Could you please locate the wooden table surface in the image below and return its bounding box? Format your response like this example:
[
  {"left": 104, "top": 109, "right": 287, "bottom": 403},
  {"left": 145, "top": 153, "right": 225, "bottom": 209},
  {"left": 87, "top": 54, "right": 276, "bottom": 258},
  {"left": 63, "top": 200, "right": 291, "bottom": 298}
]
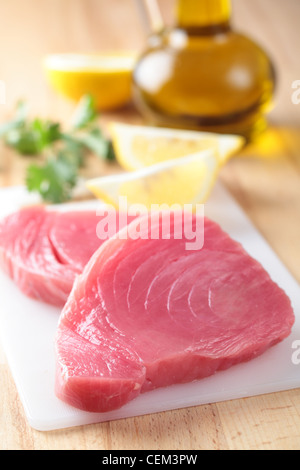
[{"left": 0, "top": 0, "right": 299, "bottom": 451}]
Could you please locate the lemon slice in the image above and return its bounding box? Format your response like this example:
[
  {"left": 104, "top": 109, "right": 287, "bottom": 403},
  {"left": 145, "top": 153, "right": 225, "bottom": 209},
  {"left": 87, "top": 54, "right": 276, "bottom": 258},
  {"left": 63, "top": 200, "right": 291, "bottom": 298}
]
[
  {"left": 87, "top": 149, "right": 219, "bottom": 211},
  {"left": 109, "top": 122, "right": 245, "bottom": 170},
  {"left": 44, "top": 53, "right": 136, "bottom": 111}
]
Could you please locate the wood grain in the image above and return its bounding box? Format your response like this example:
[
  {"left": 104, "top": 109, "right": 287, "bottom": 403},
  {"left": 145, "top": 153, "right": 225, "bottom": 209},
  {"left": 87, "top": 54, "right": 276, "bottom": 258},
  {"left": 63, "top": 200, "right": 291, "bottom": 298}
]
[{"left": 0, "top": 0, "right": 299, "bottom": 450}]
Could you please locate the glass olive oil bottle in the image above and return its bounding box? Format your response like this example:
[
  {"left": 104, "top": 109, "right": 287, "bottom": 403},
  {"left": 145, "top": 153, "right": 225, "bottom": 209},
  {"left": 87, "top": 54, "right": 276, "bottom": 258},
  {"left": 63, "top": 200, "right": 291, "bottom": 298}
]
[{"left": 133, "top": 0, "right": 276, "bottom": 141}]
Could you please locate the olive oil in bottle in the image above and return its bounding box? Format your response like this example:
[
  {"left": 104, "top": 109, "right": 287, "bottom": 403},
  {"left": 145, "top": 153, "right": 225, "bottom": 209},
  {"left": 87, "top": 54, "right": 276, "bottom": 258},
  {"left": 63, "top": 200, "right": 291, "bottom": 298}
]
[{"left": 133, "top": 0, "right": 276, "bottom": 141}]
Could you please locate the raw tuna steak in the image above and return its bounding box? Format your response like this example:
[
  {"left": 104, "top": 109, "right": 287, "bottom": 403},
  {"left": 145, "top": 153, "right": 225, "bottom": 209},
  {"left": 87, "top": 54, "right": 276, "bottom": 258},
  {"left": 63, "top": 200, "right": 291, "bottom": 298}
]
[
  {"left": 55, "top": 212, "right": 295, "bottom": 413},
  {"left": 0, "top": 207, "right": 133, "bottom": 306}
]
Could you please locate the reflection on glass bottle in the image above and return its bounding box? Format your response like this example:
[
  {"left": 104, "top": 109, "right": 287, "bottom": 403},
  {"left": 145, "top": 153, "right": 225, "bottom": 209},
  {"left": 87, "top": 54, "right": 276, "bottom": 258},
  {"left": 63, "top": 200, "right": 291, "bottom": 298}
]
[{"left": 133, "top": 0, "right": 276, "bottom": 141}]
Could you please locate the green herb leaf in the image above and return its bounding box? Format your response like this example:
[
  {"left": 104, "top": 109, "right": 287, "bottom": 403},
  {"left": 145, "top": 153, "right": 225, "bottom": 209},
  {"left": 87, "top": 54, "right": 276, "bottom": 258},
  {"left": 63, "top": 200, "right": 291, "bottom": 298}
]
[
  {"left": 26, "top": 155, "right": 78, "bottom": 204},
  {"left": 5, "top": 127, "right": 44, "bottom": 155},
  {"left": 31, "top": 119, "right": 62, "bottom": 147},
  {"left": 71, "top": 94, "right": 97, "bottom": 130},
  {"left": 0, "top": 100, "right": 28, "bottom": 137},
  {"left": 76, "top": 129, "right": 108, "bottom": 158},
  {"left": 60, "top": 133, "right": 88, "bottom": 167},
  {"left": 5, "top": 121, "right": 61, "bottom": 156},
  {"left": 3, "top": 108, "right": 61, "bottom": 156},
  {"left": 1, "top": 94, "right": 114, "bottom": 203},
  {"left": 75, "top": 127, "right": 116, "bottom": 161}
]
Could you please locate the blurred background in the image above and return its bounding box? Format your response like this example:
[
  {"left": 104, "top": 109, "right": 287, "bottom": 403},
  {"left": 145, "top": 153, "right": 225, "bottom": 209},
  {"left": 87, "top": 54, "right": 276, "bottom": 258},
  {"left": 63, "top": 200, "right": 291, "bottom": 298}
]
[
  {"left": 0, "top": 0, "right": 299, "bottom": 450},
  {"left": 0, "top": 0, "right": 299, "bottom": 126},
  {"left": 0, "top": 0, "right": 299, "bottom": 192}
]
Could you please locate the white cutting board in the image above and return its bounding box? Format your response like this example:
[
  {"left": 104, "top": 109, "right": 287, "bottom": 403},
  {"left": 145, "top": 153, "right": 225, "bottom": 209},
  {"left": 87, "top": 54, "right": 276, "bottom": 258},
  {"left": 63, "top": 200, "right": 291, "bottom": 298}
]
[{"left": 0, "top": 183, "right": 299, "bottom": 432}]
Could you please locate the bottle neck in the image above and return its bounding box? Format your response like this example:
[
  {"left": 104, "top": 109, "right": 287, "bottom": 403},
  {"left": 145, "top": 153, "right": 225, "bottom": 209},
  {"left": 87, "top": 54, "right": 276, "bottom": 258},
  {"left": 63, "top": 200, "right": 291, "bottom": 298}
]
[{"left": 176, "top": 0, "right": 231, "bottom": 32}]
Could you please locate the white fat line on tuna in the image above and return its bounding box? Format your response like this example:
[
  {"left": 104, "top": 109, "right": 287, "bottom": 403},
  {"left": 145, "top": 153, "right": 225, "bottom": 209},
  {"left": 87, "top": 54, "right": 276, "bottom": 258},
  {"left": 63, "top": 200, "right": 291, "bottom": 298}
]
[
  {"left": 292, "top": 340, "right": 300, "bottom": 365},
  {"left": 96, "top": 197, "right": 205, "bottom": 251}
]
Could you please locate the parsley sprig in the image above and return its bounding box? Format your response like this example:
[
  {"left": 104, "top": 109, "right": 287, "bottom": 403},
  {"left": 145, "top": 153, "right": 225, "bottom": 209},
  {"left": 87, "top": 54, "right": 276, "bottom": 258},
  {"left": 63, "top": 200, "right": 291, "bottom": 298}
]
[{"left": 0, "top": 95, "right": 115, "bottom": 203}]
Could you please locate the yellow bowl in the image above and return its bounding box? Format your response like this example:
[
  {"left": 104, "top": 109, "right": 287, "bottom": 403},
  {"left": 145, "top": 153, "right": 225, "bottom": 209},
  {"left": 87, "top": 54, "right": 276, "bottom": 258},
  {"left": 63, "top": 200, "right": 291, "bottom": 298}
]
[{"left": 44, "top": 53, "right": 137, "bottom": 111}]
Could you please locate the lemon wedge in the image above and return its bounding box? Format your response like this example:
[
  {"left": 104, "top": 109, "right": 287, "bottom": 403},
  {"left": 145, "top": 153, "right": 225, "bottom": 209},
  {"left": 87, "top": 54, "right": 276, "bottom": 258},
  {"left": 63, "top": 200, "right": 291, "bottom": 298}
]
[
  {"left": 44, "top": 53, "right": 136, "bottom": 111},
  {"left": 87, "top": 149, "right": 219, "bottom": 211},
  {"left": 109, "top": 122, "right": 245, "bottom": 171}
]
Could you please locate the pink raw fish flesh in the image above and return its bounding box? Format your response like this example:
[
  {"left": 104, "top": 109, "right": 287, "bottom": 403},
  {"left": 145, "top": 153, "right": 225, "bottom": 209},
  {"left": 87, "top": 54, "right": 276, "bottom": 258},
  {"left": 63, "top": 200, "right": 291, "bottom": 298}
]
[
  {"left": 0, "top": 207, "right": 134, "bottom": 306},
  {"left": 55, "top": 212, "right": 295, "bottom": 413}
]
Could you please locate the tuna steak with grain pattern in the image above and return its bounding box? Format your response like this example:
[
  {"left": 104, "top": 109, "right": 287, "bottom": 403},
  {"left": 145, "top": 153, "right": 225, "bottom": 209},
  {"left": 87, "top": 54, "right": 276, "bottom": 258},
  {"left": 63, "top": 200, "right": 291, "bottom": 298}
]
[
  {"left": 0, "top": 207, "right": 133, "bottom": 306},
  {"left": 55, "top": 212, "right": 295, "bottom": 413}
]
